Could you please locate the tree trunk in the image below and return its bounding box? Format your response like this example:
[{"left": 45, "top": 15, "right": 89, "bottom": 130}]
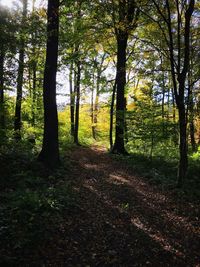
[
  {"left": 69, "top": 62, "right": 75, "bottom": 137},
  {"left": 167, "top": 79, "right": 170, "bottom": 121},
  {"left": 190, "top": 116, "right": 196, "bottom": 152},
  {"left": 161, "top": 70, "right": 165, "bottom": 135},
  {"left": 30, "top": 0, "right": 37, "bottom": 127},
  {"left": 91, "top": 75, "right": 95, "bottom": 139},
  {"left": 109, "top": 79, "right": 116, "bottom": 150},
  {"left": 112, "top": 34, "right": 128, "bottom": 154},
  {"left": 177, "top": 102, "right": 188, "bottom": 187},
  {"left": 176, "top": 0, "right": 194, "bottom": 185},
  {"left": 14, "top": 45, "right": 25, "bottom": 139},
  {"left": 188, "top": 87, "right": 196, "bottom": 152},
  {"left": 172, "top": 89, "right": 176, "bottom": 123},
  {"left": 38, "top": 0, "right": 60, "bottom": 167},
  {"left": 93, "top": 71, "right": 100, "bottom": 140},
  {"left": 124, "top": 97, "right": 128, "bottom": 144},
  {"left": 14, "top": 0, "right": 27, "bottom": 140},
  {"left": 31, "top": 60, "right": 37, "bottom": 126},
  {"left": 74, "top": 61, "right": 81, "bottom": 145},
  {"left": 0, "top": 49, "right": 5, "bottom": 129},
  {"left": 187, "top": 62, "right": 196, "bottom": 152}
]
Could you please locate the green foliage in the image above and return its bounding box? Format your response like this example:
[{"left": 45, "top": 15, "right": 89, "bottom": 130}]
[
  {"left": 126, "top": 84, "right": 179, "bottom": 158},
  {"left": 0, "top": 140, "right": 77, "bottom": 265},
  {"left": 112, "top": 147, "right": 200, "bottom": 201},
  {"left": 190, "top": 146, "right": 200, "bottom": 162},
  {"left": 59, "top": 104, "right": 110, "bottom": 147}
]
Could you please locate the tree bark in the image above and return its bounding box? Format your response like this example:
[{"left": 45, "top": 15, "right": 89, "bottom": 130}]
[
  {"left": 176, "top": 0, "right": 194, "bottom": 185},
  {"left": 91, "top": 73, "right": 95, "bottom": 139},
  {"left": 112, "top": 33, "right": 128, "bottom": 154},
  {"left": 188, "top": 84, "right": 196, "bottom": 152},
  {"left": 161, "top": 58, "right": 165, "bottom": 135},
  {"left": 189, "top": 114, "right": 196, "bottom": 152},
  {"left": 111, "top": 0, "right": 138, "bottom": 154},
  {"left": 124, "top": 97, "right": 128, "bottom": 144},
  {"left": 164, "top": 0, "right": 195, "bottom": 186},
  {"left": 177, "top": 101, "right": 188, "bottom": 187},
  {"left": 93, "top": 71, "right": 100, "bottom": 140},
  {"left": 74, "top": 60, "right": 81, "bottom": 145},
  {"left": 31, "top": 60, "right": 37, "bottom": 126},
  {"left": 109, "top": 79, "right": 116, "bottom": 150},
  {"left": 38, "top": 0, "right": 60, "bottom": 167},
  {"left": 69, "top": 62, "right": 75, "bottom": 137}
]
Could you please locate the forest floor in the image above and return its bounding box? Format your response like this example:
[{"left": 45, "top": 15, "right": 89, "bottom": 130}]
[
  {"left": 1, "top": 145, "right": 200, "bottom": 266},
  {"left": 44, "top": 145, "right": 200, "bottom": 266}
]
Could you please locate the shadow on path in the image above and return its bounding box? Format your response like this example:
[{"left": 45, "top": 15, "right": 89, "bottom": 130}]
[{"left": 46, "top": 146, "right": 200, "bottom": 266}]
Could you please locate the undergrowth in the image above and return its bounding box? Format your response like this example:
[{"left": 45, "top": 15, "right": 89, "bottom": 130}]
[
  {"left": 112, "top": 149, "right": 200, "bottom": 203},
  {"left": 0, "top": 140, "right": 77, "bottom": 266}
]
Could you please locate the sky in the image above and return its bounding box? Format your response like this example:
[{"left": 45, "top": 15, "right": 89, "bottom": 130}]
[
  {"left": 0, "top": 0, "right": 14, "bottom": 8},
  {"left": 0, "top": 0, "right": 46, "bottom": 9},
  {"left": 0, "top": 0, "right": 111, "bottom": 106}
]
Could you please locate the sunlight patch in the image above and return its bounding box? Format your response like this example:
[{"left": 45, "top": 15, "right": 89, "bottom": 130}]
[
  {"left": 131, "top": 217, "right": 185, "bottom": 258},
  {"left": 84, "top": 163, "right": 99, "bottom": 170},
  {"left": 109, "top": 174, "right": 131, "bottom": 185}
]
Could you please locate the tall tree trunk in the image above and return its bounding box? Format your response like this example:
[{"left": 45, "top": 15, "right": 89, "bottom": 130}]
[
  {"left": 112, "top": 34, "right": 128, "bottom": 154},
  {"left": 172, "top": 89, "right": 176, "bottom": 123},
  {"left": 93, "top": 71, "right": 100, "bottom": 140},
  {"left": 0, "top": 49, "right": 5, "bottom": 129},
  {"left": 167, "top": 79, "right": 170, "bottom": 121},
  {"left": 161, "top": 69, "right": 165, "bottom": 135},
  {"left": 14, "top": 46, "right": 25, "bottom": 139},
  {"left": 74, "top": 61, "right": 81, "bottom": 145},
  {"left": 30, "top": 0, "right": 37, "bottom": 127},
  {"left": 177, "top": 100, "right": 188, "bottom": 187},
  {"left": 31, "top": 61, "right": 37, "bottom": 126},
  {"left": 110, "top": 0, "right": 138, "bottom": 153},
  {"left": 109, "top": 79, "right": 116, "bottom": 150},
  {"left": 161, "top": 56, "right": 165, "bottom": 120},
  {"left": 188, "top": 84, "right": 196, "bottom": 152},
  {"left": 38, "top": 0, "right": 60, "bottom": 167},
  {"left": 188, "top": 46, "right": 196, "bottom": 152},
  {"left": 14, "top": 0, "right": 27, "bottom": 139},
  {"left": 189, "top": 113, "right": 196, "bottom": 152},
  {"left": 91, "top": 74, "right": 95, "bottom": 139},
  {"left": 158, "top": 0, "right": 195, "bottom": 186},
  {"left": 176, "top": 0, "right": 194, "bottom": 185},
  {"left": 69, "top": 62, "right": 75, "bottom": 137},
  {"left": 124, "top": 97, "right": 128, "bottom": 144}
]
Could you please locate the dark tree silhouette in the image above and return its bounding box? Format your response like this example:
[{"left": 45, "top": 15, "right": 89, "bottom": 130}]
[
  {"left": 38, "top": 0, "right": 60, "bottom": 167},
  {"left": 112, "top": 0, "right": 139, "bottom": 154}
]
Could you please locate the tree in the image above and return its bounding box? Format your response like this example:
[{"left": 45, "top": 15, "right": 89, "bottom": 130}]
[
  {"left": 74, "top": 54, "right": 81, "bottom": 145},
  {"left": 69, "top": 62, "right": 75, "bottom": 137},
  {"left": 14, "top": 0, "right": 28, "bottom": 139},
  {"left": 60, "top": 0, "right": 87, "bottom": 145},
  {"left": 27, "top": 2, "right": 46, "bottom": 127},
  {"left": 38, "top": 0, "right": 60, "bottom": 167},
  {"left": 111, "top": 0, "right": 139, "bottom": 154},
  {"left": 142, "top": 0, "right": 195, "bottom": 185}
]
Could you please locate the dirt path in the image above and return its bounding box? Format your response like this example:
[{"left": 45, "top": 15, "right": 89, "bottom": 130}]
[{"left": 46, "top": 146, "right": 200, "bottom": 266}]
